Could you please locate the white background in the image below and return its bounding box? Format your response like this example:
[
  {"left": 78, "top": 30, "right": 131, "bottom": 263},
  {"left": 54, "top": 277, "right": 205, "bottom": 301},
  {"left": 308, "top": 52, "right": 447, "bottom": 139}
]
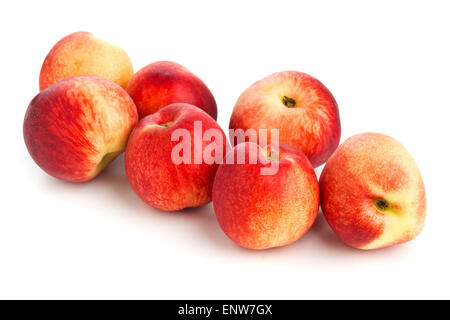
[{"left": 1, "top": 0, "right": 449, "bottom": 299}]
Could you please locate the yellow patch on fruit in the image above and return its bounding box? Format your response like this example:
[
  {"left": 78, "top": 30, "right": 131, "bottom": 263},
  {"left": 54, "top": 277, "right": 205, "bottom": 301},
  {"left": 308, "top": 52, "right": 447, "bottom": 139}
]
[{"left": 361, "top": 172, "right": 425, "bottom": 250}]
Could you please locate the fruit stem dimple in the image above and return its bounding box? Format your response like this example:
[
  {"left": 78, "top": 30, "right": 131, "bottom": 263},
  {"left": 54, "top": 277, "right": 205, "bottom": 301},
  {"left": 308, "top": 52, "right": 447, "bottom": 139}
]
[
  {"left": 282, "top": 96, "right": 296, "bottom": 108},
  {"left": 161, "top": 121, "right": 174, "bottom": 127},
  {"left": 96, "top": 151, "right": 120, "bottom": 172},
  {"left": 267, "top": 150, "right": 275, "bottom": 161},
  {"left": 374, "top": 199, "right": 390, "bottom": 211}
]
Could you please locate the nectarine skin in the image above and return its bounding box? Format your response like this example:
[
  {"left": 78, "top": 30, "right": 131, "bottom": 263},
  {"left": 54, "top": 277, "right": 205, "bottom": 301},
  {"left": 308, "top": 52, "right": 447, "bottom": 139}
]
[
  {"left": 24, "top": 76, "right": 138, "bottom": 182},
  {"left": 319, "top": 133, "right": 426, "bottom": 250},
  {"left": 212, "top": 142, "right": 320, "bottom": 250},
  {"left": 126, "top": 61, "right": 218, "bottom": 120},
  {"left": 125, "top": 103, "right": 226, "bottom": 211},
  {"left": 39, "top": 32, "right": 133, "bottom": 90},
  {"left": 229, "top": 71, "right": 340, "bottom": 167}
]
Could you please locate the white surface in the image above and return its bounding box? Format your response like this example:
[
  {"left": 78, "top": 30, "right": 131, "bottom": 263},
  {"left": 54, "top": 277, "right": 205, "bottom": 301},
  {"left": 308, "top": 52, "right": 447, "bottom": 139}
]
[{"left": 1, "top": 0, "right": 449, "bottom": 299}]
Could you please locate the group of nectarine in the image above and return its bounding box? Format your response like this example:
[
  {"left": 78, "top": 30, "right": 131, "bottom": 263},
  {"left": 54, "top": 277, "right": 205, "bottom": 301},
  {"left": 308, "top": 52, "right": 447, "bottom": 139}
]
[{"left": 23, "top": 32, "right": 426, "bottom": 251}]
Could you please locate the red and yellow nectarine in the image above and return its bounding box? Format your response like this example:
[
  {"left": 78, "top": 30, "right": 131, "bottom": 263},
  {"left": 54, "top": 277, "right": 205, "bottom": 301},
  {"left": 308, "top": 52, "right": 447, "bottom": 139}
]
[
  {"left": 125, "top": 103, "right": 226, "bottom": 211},
  {"left": 24, "top": 76, "right": 138, "bottom": 182},
  {"left": 319, "top": 133, "right": 426, "bottom": 250},
  {"left": 126, "top": 61, "right": 218, "bottom": 119},
  {"left": 212, "top": 142, "right": 320, "bottom": 250},
  {"left": 229, "top": 71, "right": 340, "bottom": 167},
  {"left": 39, "top": 31, "right": 133, "bottom": 90}
]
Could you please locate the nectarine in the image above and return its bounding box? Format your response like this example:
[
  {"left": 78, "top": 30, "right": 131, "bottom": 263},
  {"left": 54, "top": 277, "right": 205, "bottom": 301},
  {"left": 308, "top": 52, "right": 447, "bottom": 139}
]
[
  {"left": 39, "top": 31, "right": 133, "bottom": 90},
  {"left": 319, "top": 133, "right": 426, "bottom": 249},
  {"left": 212, "top": 142, "right": 320, "bottom": 249},
  {"left": 125, "top": 103, "right": 226, "bottom": 211},
  {"left": 229, "top": 71, "right": 340, "bottom": 167},
  {"left": 126, "top": 61, "right": 218, "bottom": 119},
  {"left": 24, "top": 76, "right": 138, "bottom": 182}
]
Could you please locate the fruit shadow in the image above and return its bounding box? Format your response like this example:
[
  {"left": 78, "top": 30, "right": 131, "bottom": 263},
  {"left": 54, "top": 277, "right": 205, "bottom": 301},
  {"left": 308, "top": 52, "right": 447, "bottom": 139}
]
[
  {"left": 92, "top": 154, "right": 235, "bottom": 250},
  {"left": 44, "top": 155, "right": 413, "bottom": 261},
  {"left": 307, "top": 209, "right": 415, "bottom": 260},
  {"left": 308, "top": 210, "right": 350, "bottom": 251},
  {"left": 98, "top": 158, "right": 410, "bottom": 258}
]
